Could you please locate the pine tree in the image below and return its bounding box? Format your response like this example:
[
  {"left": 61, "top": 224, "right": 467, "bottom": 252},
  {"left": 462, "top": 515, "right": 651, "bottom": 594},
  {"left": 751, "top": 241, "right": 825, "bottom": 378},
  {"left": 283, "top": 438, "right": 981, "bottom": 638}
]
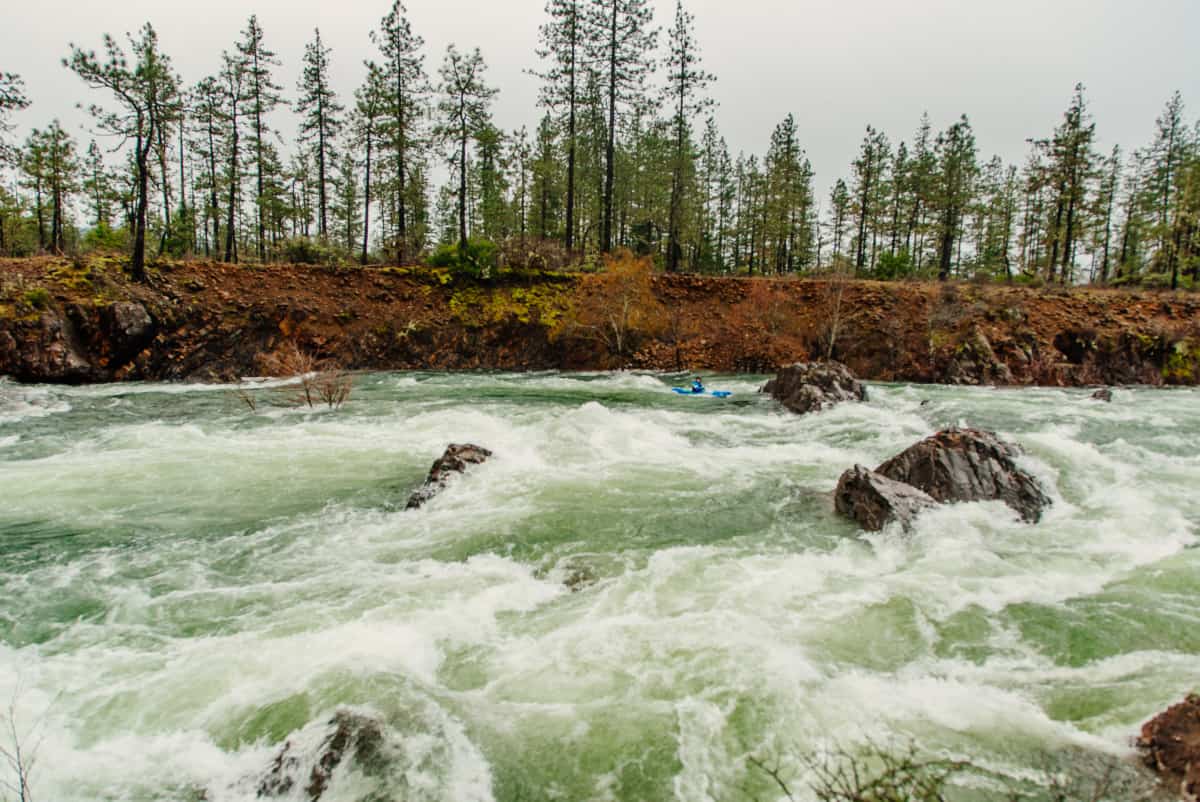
[
  {"left": 66, "top": 23, "right": 180, "bottom": 280},
  {"left": 534, "top": 0, "right": 587, "bottom": 250},
  {"left": 663, "top": 0, "right": 713, "bottom": 272},
  {"left": 353, "top": 63, "right": 387, "bottom": 264},
  {"left": 372, "top": 0, "right": 428, "bottom": 262},
  {"left": 1038, "top": 84, "right": 1096, "bottom": 283},
  {"left": 236, "top": 15, "right": 285, "bottom": 261},
  {"left": 189, "top": 76, "right": 223, "bottom": 256},
  {"left": 508, "top": 125, "right": 532, "bottom": 243},
  {"left": 588, "top": 0, "right": 657, "bottom": 252},
  {"left": 0, "top": 72, "right": 30, "bottom": 165},
  {"left": 82, "top": 140, "right": 115, "bottom": 230},
  {"left": 333, "top": 149, "right": 360, "bottom": 253},
  {"left": 530, "top": 113, "right": 561, "bottom": 239},
  {"left": 435, "top": 45, "right": 497, "bottom": 252},
  {"left": 218, "top": 50, "right": 246, "bottom": 262},
  {"left": 1145, "top": 92, "right": 1188, "bottom": 287},
  {"left": 828, "top": 178, "right": 850, "bottom": 262},
  {"left": 1093, "top": 145, "right": 1121, "bottom": 283},
  {"left": 932, "top": 115, "right": 977, "bottom": 280},
  {"left": 851, "top": 125, "right": 888, "bottom": 273},
  {"left": 296, "top": 28, "right": 343, "bottom": 240},
  {"left": 474, "top": 122, "right": 508, "bottom": 239}
]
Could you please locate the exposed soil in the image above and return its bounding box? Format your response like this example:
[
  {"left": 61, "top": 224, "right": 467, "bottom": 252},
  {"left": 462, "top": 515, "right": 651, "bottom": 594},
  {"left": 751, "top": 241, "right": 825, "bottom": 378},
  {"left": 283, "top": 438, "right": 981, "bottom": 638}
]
[{"left": 1, "top": 255, "right": 1198, "bottom": 385}]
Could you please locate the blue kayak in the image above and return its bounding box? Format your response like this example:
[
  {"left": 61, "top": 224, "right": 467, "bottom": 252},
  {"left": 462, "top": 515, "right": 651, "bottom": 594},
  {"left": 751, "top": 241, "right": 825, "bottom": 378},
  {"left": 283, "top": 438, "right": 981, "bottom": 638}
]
[{"left": 672, "top": 388, "right": 732, "bottom": 398}]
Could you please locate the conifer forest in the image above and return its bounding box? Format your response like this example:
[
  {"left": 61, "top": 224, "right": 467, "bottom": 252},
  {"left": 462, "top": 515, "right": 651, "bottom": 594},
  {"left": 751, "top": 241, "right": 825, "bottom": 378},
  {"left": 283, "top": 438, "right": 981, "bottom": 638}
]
[{"left": 0, "top": 0, "right": 1197, "bottom": 289}]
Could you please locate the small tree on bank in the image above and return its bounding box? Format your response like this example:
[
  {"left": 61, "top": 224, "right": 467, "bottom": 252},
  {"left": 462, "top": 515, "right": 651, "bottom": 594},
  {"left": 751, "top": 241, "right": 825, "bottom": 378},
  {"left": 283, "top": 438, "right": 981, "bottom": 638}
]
[{"left": 65, "top": 23, "right": 180, "bottom": 281}]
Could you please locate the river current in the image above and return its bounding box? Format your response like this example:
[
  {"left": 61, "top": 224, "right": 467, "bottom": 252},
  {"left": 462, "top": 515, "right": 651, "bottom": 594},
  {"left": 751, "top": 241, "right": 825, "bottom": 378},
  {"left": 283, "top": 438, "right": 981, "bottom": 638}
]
[{"left": 0, "top": 372, "right": 1196, "bottom": 801}]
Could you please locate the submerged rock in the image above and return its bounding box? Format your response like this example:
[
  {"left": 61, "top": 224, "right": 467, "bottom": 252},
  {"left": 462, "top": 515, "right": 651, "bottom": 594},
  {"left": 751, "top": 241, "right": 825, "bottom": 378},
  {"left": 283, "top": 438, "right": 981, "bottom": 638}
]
[
  {"left": 406, "top": 443, "right": 493, "bottom": 509},
  {"left": 834, "top": 465, "right": 937, "bottom": 532},
  {"left": 1138, "top": 695, "right": 1200, "bottom": 802},
  {"left": 258, "top": 709, "right": 386, "bottom": 801},
  {"left": 875, "top": 427, "right": 1051, "bottom": 523},
  {"left": 761, "top": 361, "right": 866, "bottom": 415},
  {"left": 1091, "top": 387, "right": 1114, "bottom": 402}
]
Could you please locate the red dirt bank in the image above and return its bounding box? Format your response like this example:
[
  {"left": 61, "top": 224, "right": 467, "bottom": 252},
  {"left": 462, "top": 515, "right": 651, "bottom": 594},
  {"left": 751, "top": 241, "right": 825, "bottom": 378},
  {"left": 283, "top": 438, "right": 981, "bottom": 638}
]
[{"left": 1, "top": 256, "right": 1198, "bottom": 385}]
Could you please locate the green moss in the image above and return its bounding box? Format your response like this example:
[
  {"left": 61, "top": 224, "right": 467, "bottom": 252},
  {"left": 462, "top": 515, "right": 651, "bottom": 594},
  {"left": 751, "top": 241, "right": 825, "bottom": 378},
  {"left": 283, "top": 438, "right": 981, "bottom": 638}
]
[
  {"left": 23, "top": 287, "right": 51, "bottom": 310},
  {"left": 1163, "top": 339, "right": 1199, "bottom": 383},
  {"left": 448, "top": 283, "right": 570, "bottom": 329}
]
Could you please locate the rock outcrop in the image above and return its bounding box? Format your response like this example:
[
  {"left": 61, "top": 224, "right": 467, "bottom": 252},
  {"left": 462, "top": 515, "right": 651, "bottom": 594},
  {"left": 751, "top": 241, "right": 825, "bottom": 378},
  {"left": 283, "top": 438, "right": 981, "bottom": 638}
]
[
  {"left": 1138, "top": 695, "right": 1200, "bottom": 802},
  {"left": 406, "top": 443, "right": 493, "bottom": 509},
  {"left": 258, "top": 710, "right": 386, "bottom": 801},
  {"left": 761, "top": 361, "right": 866, "bottom": 415},
  {"left": 1091, "top": 387, "right": 1114, "bottom": 402},
  {"left": 873, "top": 428, "right": 1050, "bottom": 523},
  {"left": 835, "top": 427, "right": 1051, "bottom": 531},
  {"left": 834, "top": 465, "right": 937, "bottom": 532}
]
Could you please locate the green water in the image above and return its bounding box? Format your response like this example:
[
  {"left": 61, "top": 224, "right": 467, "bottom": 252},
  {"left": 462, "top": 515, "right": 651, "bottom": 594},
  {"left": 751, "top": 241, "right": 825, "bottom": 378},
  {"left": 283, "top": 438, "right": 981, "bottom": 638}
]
[{"left": 0, "top": 373, "right": 1196, "bottom": 801}]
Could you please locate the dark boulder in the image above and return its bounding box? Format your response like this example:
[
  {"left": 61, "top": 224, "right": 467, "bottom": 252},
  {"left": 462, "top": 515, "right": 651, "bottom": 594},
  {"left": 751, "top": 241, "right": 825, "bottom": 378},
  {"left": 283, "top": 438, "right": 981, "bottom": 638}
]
[
  {"left": 1091, "top": 387, "right": 1113, "bottom": 402},
  {"left": 406, "top": 443, "right": 493, "bottom": 509},
  {"left": 258, "top": 709, "right": 386, "bottom": 801},
  {"left": 761, "top": 361, "right": 866, "bottom": 415},
  {"left": 1137, "top": 695, "right": 1200, "bottom": 802},
  {"left": 834, "top": 465, "right": 937, "bottom": 532},
  {"left": 875, "top": 427, "right": 1051, "bottom": 523}
]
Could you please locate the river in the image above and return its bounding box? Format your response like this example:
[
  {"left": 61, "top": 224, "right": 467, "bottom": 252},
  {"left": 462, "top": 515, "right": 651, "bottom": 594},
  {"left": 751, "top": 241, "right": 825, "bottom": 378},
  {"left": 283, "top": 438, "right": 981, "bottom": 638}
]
[{"left": 1, "top": 372, "right": 1196, "bottom": 801}]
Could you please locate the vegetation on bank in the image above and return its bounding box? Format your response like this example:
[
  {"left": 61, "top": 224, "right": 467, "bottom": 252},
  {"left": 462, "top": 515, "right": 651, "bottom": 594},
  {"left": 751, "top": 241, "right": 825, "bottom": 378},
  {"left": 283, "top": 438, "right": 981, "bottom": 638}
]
[{"left": 1, "top": 3, "right": 1198, "bottom": 287}]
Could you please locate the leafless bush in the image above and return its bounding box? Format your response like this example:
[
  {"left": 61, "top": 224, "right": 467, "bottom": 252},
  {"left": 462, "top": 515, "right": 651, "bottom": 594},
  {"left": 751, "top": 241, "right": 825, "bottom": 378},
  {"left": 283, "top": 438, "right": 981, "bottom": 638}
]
[
  {"left": 813, "top": 260, "right": 852, "bottom": 360},
  {"left": 1, "top": 687, "right": 45, "bottom": 802},
  {"left": 263, "top": 343, "right": 354, "bottom": 410},
  {"left": 496, "top": 236, "right": 575, "bottom": 273},
  {"left": 746, "top": 741, "right": 1156, "bottom": 802}
]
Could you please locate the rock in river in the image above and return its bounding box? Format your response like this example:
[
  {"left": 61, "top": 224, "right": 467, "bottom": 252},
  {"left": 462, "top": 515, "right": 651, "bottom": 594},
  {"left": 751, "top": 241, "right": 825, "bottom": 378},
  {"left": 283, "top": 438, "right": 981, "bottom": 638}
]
[
  {"left": 834, "top": 465, "right": 938, "bottom": 532},
  {"left": 761, "top": 361, "right": 866, "bottom": 416},
  {"left": 875, "top": 427, "right": 1051, "bottom": 523},
  {"left": 406, "top": 443, "right": 493, "bottom": 509},
  {"left": 1138, "top": 695, "right": 1200, "bottom": 802},
  {"left": 258, "top": 709, "right": 386, "bottom": 801}
]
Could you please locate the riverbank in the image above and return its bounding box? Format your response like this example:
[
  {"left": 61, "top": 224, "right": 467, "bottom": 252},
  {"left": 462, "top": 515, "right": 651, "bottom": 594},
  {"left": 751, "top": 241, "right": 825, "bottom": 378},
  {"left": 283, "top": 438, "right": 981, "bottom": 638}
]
[{"left": 1, "top": 255, "right": 1197, "bottom": 385}]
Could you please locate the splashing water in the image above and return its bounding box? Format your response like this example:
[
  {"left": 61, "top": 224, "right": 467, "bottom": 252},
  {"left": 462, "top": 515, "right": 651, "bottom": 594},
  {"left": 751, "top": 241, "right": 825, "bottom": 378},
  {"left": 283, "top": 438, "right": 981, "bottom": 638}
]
[{"left": 0, "top": 373, "right": 1196, "bottom": 801}]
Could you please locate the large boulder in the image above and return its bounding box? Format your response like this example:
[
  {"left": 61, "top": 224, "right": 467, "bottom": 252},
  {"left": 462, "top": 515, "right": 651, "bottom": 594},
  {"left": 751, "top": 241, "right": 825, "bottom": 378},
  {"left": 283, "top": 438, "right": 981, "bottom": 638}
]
[
  {"left": 258, "top": 709, "right": 386, "bottom": 800},
  {"left": 875, "top": 427, "right": 1051, "bottom": 523},
  {"left": 761, "top": 361, "right": 866, "bottom": 415},
  {"left": 406, "top": 443, "right": 493, "bottom": 509},
  {"left": 1137, "top": 695, "right": 1200, "bottom": 802},
  {"left": 834, "top": 465, "right": 938, "bottom": 532}
]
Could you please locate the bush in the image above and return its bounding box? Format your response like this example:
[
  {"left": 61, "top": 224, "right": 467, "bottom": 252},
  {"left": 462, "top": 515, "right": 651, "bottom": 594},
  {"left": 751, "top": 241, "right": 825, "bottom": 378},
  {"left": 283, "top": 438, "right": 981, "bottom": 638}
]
[
  {"left": 495, "top": 237, "right": 575, "bottom": 273},
  {"left": 427, "top": 238, "right": 499, "bottom": 279},
  {"left": 280, "top": 237, "right": 342, "bottom": 267},
  {"left": 874, "top": 251, "right": 913, "bottom": 280},
  {"left": 82, "top": 222, "right": 129, "bottom": 253}
]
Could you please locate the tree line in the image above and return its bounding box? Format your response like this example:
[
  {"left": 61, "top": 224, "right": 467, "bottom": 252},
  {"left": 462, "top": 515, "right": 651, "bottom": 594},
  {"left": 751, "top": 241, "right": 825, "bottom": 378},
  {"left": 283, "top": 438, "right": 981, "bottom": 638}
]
[{"left": 0, "top": 1, "right": 1197, "bottom": 288}]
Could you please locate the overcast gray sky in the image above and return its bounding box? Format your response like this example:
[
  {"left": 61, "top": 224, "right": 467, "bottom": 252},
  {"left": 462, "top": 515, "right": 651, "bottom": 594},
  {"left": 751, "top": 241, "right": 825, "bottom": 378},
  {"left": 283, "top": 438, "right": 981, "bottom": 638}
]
[{"left": 3, "top": 0, "right": 1199, "bottom": 198}]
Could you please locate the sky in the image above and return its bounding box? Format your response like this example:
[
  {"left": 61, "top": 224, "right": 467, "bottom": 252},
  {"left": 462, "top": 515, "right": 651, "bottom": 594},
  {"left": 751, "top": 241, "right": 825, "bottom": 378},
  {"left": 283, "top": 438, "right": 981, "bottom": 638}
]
[{"left": 3, "top": 0, "right": 1199, "bottom": 201}]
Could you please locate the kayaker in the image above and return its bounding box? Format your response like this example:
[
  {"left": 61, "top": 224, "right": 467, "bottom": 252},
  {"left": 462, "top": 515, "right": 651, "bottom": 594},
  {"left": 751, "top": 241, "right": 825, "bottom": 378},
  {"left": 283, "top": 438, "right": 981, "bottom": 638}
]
[{"left": 691, "top": 377, "right": 704, "bottom": 394}]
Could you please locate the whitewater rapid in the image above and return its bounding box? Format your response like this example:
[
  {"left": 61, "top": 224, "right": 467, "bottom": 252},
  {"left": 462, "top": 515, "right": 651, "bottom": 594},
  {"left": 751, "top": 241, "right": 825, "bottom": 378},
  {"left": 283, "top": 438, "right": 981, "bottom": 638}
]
[{"left": 0, "top": 373, "right": 1196, "bottom": 801}]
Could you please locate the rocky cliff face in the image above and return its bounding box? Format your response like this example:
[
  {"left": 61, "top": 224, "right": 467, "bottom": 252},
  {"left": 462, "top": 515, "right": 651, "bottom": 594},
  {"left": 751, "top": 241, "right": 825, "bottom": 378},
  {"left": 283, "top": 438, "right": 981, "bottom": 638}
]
[{"left": 2, "top": 256, "right": 1198, "bottom": 385}]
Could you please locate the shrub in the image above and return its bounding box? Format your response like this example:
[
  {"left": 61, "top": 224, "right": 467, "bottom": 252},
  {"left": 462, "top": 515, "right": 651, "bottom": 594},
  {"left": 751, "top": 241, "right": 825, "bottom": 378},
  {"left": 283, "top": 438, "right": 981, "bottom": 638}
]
[
  {"left": 427, "top": 238, "right": 499, "bottom": 279},
  {"left": 874, "top": 251, "right": 913, "bottom": 281},
  {"left": 262, "top": 343, "right": 354, "bottom": 410},
  {"left": 551, "top": 251, "right": 665, "bottom": 358},
  {"left": 495, "top": 237, "right": 574, "bottom": 273},
  {"left": 82, "top": 222, "right": 129, "bottom": 253},
  {"left": 280, "top": 237, "right": 342, "bottom": 267}
]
